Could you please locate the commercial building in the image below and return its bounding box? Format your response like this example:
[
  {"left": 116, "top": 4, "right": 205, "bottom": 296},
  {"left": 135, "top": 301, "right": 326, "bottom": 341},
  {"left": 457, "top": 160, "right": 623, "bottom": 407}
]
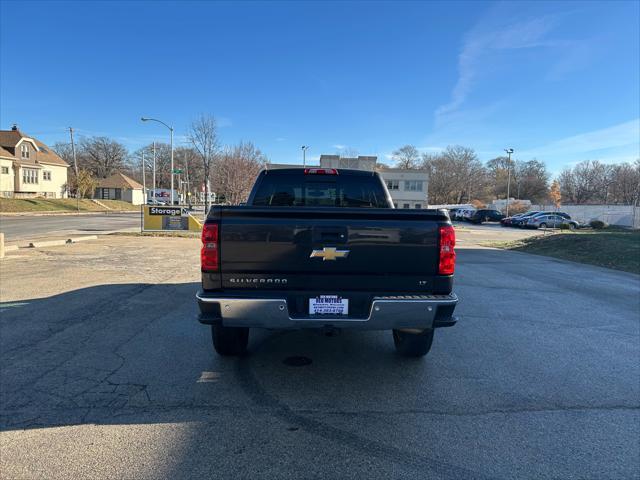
[
  {"left": 0, "top": 125, "right": 69, "bottom": 198},
  {"left": 379, "top": 168, "right": 428, "bottom": 209},
  {"left": 319, "top": 155, "right": 428, "bottom": 209}
]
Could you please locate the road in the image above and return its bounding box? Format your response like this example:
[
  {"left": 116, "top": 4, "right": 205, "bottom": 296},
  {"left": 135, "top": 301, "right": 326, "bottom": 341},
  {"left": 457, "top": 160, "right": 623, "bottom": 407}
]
[
  {"left": 1, "top": 233, "right": 638, "bottom": 479},
  {"left": 0, "top": 213, "right": 141, "bottom": 241}
]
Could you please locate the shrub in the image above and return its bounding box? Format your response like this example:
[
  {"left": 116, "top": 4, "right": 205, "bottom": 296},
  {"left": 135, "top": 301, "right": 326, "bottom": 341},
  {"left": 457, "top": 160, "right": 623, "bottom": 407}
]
[
  {"left": 589, "top": 220, "right": 607, "bottom": 229},
  {"left": 559, "top": 223, "right": 571, "bottom": 230}
]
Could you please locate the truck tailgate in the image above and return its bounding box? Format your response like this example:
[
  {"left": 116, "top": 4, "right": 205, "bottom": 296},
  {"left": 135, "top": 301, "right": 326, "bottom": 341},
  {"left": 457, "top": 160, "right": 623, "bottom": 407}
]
[{"left": 214, "top": 207, "right": 448, "bottom": 292}]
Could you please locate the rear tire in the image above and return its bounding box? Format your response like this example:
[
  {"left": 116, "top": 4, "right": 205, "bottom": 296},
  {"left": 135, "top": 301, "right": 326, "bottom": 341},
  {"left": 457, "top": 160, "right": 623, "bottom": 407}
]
[
  {"left": 539, "top": 222, "right": 547, "bottom": 229},
  {"left": 392, "top": 329, "right": 434, "bottom": 357},
  {"left": 211, "top": 325, "right": 249, "bottom": 356}
]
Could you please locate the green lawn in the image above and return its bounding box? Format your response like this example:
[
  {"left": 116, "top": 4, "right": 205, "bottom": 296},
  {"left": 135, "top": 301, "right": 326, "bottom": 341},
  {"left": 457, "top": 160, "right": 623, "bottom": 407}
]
[
  {"left": 0, "top": 198, "right": 140, "bottom": 213},
  {"left": 486, "top": 228, "right": 640, "bottom": 274}
]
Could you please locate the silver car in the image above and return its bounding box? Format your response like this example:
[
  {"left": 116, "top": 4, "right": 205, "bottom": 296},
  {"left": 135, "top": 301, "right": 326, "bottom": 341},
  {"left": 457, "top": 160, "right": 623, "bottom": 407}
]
[{"left": 526, "top": 214, "right": 577, "bottom": 229}]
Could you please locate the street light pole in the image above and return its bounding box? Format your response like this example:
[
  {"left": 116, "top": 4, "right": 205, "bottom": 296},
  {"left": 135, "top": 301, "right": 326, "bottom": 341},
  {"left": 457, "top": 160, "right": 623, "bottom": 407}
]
[
  {"left": 504, "top": 148, "right": 514, "bottom": 217},
  {"left": 170, "top": 126, "right": 174, "bottom": 203},
  {"left": 141, "top": 117, "right": 175, "bottom": 204},
  {"left": 301, "top": 145, "right": 309, "bottom": 167},
  {"left": 152, "top": 141, "right": 157, "bottom": 202},
  {"left": 68, "top": 127, "right": 79, "bottom": 211}
]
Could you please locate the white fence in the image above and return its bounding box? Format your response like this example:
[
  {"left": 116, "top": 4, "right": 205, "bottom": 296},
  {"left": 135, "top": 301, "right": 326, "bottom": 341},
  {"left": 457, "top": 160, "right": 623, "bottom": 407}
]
[{"left": 530, "top": 204, "right": 640, "bottom": 228}]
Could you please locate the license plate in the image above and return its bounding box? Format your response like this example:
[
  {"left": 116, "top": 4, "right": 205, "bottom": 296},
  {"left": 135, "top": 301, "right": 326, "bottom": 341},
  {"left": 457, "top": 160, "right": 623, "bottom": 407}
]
[{"left": 309, "top": 295, "right": 349, "bottom": 315}]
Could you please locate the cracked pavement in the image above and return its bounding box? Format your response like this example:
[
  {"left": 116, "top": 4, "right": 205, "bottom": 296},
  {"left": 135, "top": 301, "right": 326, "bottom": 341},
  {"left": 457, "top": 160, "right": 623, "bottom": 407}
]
[{"left": 1, "top": 231, "right": 639, "bottom": 479}]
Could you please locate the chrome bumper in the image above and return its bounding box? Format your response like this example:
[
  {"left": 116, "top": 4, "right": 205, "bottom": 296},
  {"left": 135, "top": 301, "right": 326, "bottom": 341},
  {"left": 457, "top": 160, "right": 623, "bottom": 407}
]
[{"left": 196, "top": 293, "right": 458, "bottom": 330}]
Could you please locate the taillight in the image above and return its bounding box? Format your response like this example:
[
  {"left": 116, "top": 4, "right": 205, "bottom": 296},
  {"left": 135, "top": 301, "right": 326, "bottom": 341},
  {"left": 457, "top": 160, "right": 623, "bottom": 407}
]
[
  {"left": 438, "top": 225, "right": 456, "bottom": 275},
  {"left": 304, "top": 168, "right": 338, "bottom": 175},
  {"left": 201, "top": 223, "right": 219, "bottom": 272}
]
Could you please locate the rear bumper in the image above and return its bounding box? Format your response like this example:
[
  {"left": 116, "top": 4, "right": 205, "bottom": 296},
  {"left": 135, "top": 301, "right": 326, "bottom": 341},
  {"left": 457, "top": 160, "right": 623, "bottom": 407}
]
[{"left": 196, "top": 291, "right": 458, "bottom": 330}]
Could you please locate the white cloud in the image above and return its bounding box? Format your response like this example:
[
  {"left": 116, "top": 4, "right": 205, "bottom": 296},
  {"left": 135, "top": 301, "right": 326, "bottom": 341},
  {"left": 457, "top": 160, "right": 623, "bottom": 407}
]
[
  {"left": 333, "top": 144, "right": 346, "bottom": 150},
  {"left": 436, "top": 13, "right": 558, "bottom": 125},
  {"left": 521, "top": 119, "right": 640, "bottom": 159},
  {"left": 275, "top": 137, "right": 286, "bottom": 142}
]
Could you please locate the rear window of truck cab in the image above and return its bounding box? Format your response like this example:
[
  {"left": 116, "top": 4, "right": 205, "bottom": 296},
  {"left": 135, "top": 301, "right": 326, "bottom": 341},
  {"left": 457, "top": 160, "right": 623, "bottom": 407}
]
[{"left": 251, "top": 172, "right": 390, "bottom": 208}]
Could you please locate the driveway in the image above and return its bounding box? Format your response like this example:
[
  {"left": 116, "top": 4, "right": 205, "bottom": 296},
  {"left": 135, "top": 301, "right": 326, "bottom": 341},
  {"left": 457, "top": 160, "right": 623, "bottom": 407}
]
[{"left": 1, "top": 235, "right": 638, "bottom": 479}]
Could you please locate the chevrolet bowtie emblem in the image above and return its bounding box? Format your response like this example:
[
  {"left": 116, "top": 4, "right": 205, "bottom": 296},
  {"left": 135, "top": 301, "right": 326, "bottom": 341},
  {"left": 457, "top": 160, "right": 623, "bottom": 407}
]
[{"left": 310, "top": 247, "right": 350, "bottom": 261}]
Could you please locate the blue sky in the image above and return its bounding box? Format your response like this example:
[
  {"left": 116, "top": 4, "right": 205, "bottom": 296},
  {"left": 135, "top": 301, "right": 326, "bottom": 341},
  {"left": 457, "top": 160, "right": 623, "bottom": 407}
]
[{"left": 1, "top": 0, "right": 638, "bottom": 174}]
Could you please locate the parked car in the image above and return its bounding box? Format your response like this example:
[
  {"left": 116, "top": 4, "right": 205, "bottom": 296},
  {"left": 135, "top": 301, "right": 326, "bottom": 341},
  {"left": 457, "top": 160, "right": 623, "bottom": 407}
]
[
  {"left": 448, "top": 208, "right": 460, "bottom": 220},
  {"left": 510, "top": 211, "right": 542, "bottom": 227},
  {"left": 196, "top": 167, "right": 458, "bottom": 358},
  {"left": 468, "top": 209, "right": 505, "bottom": 224},
  {"left": 458, "top": 208, "right": 476, "bottom": 221},
  {"left": 452, "top": 208, "right": 470, "bottom": 221},
  {"left": 521, "top": 211, "right": 571, "bottom": 228},
  {"left": 501, "top": 213, "right": 525, "bottom": 227},
  {"left": 525, "top": 214, "right": 578, "bottom": 229}
]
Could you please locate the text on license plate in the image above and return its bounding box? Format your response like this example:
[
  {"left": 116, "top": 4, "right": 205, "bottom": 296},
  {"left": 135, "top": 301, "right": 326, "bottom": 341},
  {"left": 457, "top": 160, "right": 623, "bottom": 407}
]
[{"left": 309, "top": 295, "right": 349, "bottom": 315}]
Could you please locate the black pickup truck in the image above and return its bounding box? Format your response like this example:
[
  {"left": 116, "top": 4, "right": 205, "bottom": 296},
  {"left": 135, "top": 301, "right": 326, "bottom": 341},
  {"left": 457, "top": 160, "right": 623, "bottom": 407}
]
[{"left": 197, "top": 167, "right": 458, "bottom": 357}]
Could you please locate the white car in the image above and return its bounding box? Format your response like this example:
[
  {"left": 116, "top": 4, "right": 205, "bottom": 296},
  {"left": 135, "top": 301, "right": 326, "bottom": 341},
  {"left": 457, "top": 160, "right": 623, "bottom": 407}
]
[{"left": 459, "top": 209, "right": 476, "bottom": 221}]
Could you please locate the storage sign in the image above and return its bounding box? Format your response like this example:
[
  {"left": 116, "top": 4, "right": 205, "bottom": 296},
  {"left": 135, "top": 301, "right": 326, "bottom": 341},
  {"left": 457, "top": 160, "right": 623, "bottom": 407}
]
[
  {"left": 149, "top": 206, "right": 182, "bottom": 216},
  {"left": 142, "top": 205, "right": 202, "bottom": 232}
]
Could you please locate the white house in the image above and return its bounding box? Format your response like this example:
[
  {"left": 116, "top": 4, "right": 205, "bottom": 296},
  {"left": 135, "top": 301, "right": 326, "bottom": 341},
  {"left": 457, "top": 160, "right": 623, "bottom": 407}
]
[
  {"left": 94, "top": 172, "right": 145, "bottom": 205},
  {"left": 0, "top": 125, "right": 69, "bottom": 198}
]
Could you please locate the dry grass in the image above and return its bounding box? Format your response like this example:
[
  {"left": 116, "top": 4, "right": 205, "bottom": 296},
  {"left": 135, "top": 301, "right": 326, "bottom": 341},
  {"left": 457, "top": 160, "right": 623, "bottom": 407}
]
[
  {"left": 486, "top": 228, "right": 640, "bottom": 274},
  {"left": 0, "top": 198, "right": 140, "bottom": 213}
]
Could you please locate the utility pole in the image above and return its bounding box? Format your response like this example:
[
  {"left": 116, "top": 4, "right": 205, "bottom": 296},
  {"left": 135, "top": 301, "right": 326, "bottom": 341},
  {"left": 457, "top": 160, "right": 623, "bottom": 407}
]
[
  {"left": 141, "top": 150, "right": 146, "bottom": 202},
  {"left": 184, "top": 150, "right": 191, "bottom": 206},
  {"left": 301, "top": 145, "right": 309, "bottom": 167},
  {"left": 152, "top": 141, "right": 157, "bottom": 203},
  {"left": 170, "top": 127, "right": 174, "bottom": 204},
  {"left": 68, "top": 127, "right": 79, "bottom": 211},
  {"left": 505, "top": 148, "right": 514, "bottom": 217}
]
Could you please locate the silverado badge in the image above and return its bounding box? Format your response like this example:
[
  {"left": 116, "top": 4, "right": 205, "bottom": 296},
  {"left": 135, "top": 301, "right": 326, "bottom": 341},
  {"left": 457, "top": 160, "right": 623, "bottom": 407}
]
[{"left": 310, "top": 247, "right": 350, "bottom": 261}]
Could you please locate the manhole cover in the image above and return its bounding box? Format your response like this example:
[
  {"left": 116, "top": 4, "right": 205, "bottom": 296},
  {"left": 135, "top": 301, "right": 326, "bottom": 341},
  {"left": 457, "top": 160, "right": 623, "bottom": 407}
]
[{"left": 283, "top": 356, "right": 312, "bottom": 367}]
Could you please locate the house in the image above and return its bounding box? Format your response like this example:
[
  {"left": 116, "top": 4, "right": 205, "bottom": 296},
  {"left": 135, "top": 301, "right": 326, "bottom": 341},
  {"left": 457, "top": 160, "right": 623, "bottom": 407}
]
[
  {"left": 94, "top": 172, "right": 145, "bottom": 205},
  {"left": 0, "top": 125, "right": 69, "bottom": 198}
]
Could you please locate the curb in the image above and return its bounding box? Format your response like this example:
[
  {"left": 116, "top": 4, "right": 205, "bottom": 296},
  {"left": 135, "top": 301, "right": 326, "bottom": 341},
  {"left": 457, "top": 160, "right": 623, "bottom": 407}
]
[
  {"left": 68, "top": 235, "right": 99, "bottom": 243},
  {"left": 29, "top": 239, "right": 68, "bottom": 248},
  {"left": 27, "top": 235, "right": 99, "bottom": 249},
  {"left": 0, "top": 210, "right": 140, "bottom": 217}
]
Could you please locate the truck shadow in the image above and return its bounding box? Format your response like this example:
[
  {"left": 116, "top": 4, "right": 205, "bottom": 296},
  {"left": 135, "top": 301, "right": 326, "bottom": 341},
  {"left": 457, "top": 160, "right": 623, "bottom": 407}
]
[{"left": 1, "top": 282, "right": 443, "bottom": 435}]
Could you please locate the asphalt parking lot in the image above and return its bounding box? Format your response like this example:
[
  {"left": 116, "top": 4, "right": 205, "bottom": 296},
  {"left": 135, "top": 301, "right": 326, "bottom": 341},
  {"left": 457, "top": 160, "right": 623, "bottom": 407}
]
[{"left": 1, "top": 226, "right": 639, "bottom": 479}]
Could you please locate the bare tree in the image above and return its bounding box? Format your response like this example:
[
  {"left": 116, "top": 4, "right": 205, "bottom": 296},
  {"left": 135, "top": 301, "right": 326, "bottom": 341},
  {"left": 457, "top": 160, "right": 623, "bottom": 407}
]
[
  {"left": 607, "top": 160, "right": 640, "bottom": 204},
  {"left": 392, "top": 145, "right": 420, "bottom": 169},
  {"left": 79, "top": 137, "right": 128, "bottom": 178},
  {"left": 559, "top": 159, "right": 639, "bottom": 204},
  {"left": 421, "top": 146, "right": 488, "bottom": 204},
  {"left": 188, "top": 115, "right": 220, "bottom": 212},
  {"left": 214, "top": 141, "right": 266, "bottom": 205},
  {"left": 487, "top": 157, "right": 549, "bottom": 202}
]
